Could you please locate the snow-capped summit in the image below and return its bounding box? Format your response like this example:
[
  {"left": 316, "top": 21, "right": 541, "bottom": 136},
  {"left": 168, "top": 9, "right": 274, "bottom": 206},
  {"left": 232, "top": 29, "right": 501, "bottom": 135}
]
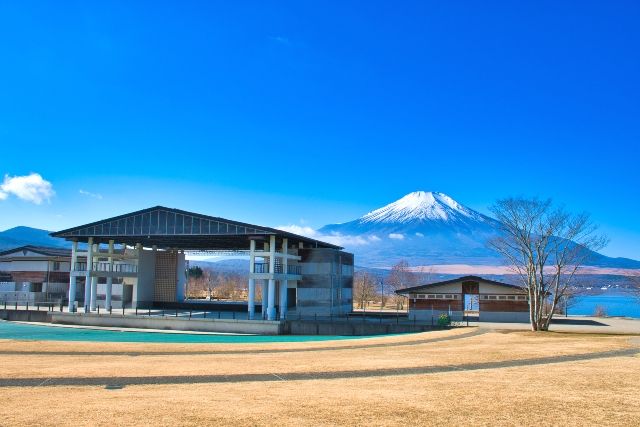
[
  {"left": 359, "top": 191, "right": 486, "bottom": 224},
  {"left": 316, "top": 190, "right": 637, "bottom": 269},
  {"left": 318, "top": 191, "right": 501, "bottom": 266}
]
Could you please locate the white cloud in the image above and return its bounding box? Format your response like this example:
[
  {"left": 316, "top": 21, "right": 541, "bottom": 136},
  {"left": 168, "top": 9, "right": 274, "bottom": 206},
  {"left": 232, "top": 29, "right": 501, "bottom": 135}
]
[
  {"left": 275, "top": 225, "right": 382, "bottom": 247},
  {"left": 0, "top": 173, "right": 54, "bottom": 204},
  {"left": 270, "top": 35, "right": 291, "bottom": 45},
  {"left": 276, "top": 224, "right": 319, "bottom": 238},
  {"left": 79, "top": 189, "right": 103, "bottom": 200},
  {"left": 415, "top": 232, "right": 424, "bottom": 237},
  {"left": 388, "top": 233, "right": 405, "bottom": 240}
]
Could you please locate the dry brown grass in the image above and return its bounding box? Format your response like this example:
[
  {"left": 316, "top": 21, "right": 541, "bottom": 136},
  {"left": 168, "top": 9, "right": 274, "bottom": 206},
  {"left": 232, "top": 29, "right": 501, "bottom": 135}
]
[{"left": 0, "top": 329, "right": 638, "bottom": 426}]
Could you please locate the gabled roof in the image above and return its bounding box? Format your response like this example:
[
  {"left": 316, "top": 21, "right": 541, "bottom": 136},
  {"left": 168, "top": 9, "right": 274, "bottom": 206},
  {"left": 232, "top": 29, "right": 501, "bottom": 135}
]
[
  {"left": 0, "top": 245, "right": 71, "bottom": 258},
  {"left": 395, "top": 275, "right": 524, "bottom": 294},
  {"left": 50, "top": 206, "right": 342, "bottom": 250}
]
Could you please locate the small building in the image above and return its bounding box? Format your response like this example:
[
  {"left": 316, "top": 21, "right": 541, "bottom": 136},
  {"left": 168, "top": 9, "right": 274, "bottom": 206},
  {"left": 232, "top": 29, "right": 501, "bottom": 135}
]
[
  {"left": 396, "top": 275, "right": 530, "bottom": 322},
  {"left": 0, "top": 246, "right": 72, "bottom": 304}
]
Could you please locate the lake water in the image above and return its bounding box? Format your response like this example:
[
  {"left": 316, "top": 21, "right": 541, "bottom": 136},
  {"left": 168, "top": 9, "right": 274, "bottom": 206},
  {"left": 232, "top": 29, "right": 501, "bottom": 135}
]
[{"left": 568, "top": 293, "right": 639, "bottom": 318}]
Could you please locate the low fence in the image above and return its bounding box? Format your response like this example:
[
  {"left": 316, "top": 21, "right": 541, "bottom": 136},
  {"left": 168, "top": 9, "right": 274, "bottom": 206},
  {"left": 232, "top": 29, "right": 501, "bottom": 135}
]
[
  {"left": 0, "top": 291, "right": 48, "bottom": 304},
  {"left": 0, "top": 303, "right": 471, "bottom": 335}
]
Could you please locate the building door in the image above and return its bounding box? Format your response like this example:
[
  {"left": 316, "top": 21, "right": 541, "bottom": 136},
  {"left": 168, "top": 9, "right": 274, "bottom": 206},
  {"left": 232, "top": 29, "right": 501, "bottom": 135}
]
[
  {"left": 287, "top": 287, "right": 297, "bottom": 308},
  {"left": 462, "top": 281, "right": 479, "bottom": 319}
]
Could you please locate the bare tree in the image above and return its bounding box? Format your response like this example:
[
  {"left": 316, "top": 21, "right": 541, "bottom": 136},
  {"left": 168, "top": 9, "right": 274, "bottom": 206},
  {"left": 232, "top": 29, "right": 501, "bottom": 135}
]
[
  {"left": 489, "top": 197, "right": 607, "bottom": 331},
  {"left": 353, "top": 271, "right": 378, "bottom": 310},
  {"left": 387, "top": 260, "right": 417, "bottom": 310},
  {"left": 630, "top": 272, "right": 640, "bottom": 300}
]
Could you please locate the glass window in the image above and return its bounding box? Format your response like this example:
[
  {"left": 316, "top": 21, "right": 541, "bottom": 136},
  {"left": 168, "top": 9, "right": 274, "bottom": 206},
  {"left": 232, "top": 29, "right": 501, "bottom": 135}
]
[
  {"left": 184, "top": 215, "right": 192, "bottom": 234},
  {"left": 134, "top": 215, "right": 142, "bottom": 234},
  {"left": 142, "top": 213, "right": 150, "bottom": 235},
  {"left": 193, "top": 218, "right": 201, "bottom": 234},
  {"left": 175, "top": 214, "right": 184, "bottom": 234},
  {"left": 158, "top": 211, "right": 167, "bottom": 234},
  {"left": 167, "top": 212, "right": 175, "bottom": 234}
]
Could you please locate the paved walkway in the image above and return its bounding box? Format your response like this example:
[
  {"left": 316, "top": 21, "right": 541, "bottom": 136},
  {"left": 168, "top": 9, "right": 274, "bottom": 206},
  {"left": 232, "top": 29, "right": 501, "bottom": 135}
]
[
  {"left": 477, "top": 316, "right": 640, "bottom": 334},
  {"left": 1, "top": 346, "right": 637, "bottom": 388}
]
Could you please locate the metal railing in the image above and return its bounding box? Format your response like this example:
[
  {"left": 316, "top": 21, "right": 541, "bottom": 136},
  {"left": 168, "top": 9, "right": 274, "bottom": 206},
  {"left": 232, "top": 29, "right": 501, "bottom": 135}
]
[
  {"left": 253, "top": 263, "right": 301, "bottom": 275},
  {"left": 74, "top": 262, "right": 138, "bottom": 273}
]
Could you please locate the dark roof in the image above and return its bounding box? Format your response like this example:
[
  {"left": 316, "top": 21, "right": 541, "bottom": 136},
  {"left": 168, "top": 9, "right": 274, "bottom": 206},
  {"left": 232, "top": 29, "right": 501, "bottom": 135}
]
[
  {"left": 395, "top": 275, "right": 525, "bottom": 294},
  {"left": 0, "top": 245, "right": 71, "bottom": 258},
  {"left": 50, "top": 206, "right": 342, "bottom": 250}
]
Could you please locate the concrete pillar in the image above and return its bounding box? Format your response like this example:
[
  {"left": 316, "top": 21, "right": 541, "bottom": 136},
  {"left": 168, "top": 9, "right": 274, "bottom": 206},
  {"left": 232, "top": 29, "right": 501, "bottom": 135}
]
[
  {"left": 261, "top": 241, "right": 269, "bottom": 319},
  {"left": 90, "top": 276, "right": 98, "bottom": 310},
  {"left": 267, "top": 279, "right": 276, "bottom": 320},
  {"left": 105, "top": 240, "right": 114, "bottom": 310},
  {"left": 132, "top": 243, "right": 142, "bottom": 309},
  {"left": 90, "top": 242, "right": 98, "bottom": 310},
  {"left": 176, "top": 250, "right": 186, "bottom": 302},
  {"left": 280, "top": 238, "right": 288, "bottom": 320},
  {"left": 261, "top": 280, "right": 268, "bottom": 319},
  {"left": 84, "top": 238, "right": 93, "bottom": 310},
  {"left": 279, "top": 280, "right": 288, "bottom": 320},
  {"left": 267, "top": 235, "right": 276, "bottom": 320},
  {"left": 248, "top": 240, "right": 256, "bottom": 320},
  {"left": 68, "top": 241, "right": 78, "bottom": 312}
]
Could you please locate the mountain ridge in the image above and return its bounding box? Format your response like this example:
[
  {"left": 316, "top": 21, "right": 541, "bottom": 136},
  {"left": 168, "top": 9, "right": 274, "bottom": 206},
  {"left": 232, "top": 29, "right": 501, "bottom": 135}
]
[{"left": 319, "top": 191, "right": 640, "bottom": 269}]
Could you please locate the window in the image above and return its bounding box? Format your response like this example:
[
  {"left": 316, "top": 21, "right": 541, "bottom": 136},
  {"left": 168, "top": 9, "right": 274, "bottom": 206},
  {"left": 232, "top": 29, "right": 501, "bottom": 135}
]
[{"left": 53, "top": 261, "right": 61, "bottom": 271}]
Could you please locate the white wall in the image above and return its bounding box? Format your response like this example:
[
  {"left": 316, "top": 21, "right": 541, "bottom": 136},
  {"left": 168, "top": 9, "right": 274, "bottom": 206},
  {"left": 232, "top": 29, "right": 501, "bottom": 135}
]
[{"left": 135, "top": 249, "right": 157, "bottom": 307}]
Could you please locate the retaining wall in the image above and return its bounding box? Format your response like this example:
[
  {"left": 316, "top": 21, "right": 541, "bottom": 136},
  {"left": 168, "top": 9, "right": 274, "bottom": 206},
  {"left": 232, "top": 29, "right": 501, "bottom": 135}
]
[
  {"left": 49, "top": 313, "right": 283, "bottom": 334},
  {"left": 284, "top": 320, "right": 443, "bottom": 335},
  {"left": 0, "top": 309, "right": 51, "bottom": 322}
]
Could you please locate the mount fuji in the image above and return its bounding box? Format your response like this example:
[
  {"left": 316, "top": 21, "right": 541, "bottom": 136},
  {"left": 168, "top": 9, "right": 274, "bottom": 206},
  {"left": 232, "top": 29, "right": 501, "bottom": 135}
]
[{"left": 318, "top": 191, "right": 640, "bottom": 269}]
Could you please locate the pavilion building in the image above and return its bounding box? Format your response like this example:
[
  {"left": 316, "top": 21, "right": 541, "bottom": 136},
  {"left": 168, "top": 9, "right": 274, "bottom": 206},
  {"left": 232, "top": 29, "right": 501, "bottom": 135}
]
[{"left": 51, "top": 206, "right": 354, "bottom": 320}]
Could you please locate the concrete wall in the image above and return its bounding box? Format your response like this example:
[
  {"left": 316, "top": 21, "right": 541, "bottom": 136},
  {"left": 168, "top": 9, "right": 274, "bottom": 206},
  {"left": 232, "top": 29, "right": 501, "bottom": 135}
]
[
  {"left": 479, "top": 282, "right": 525, "bottom": 294},
  {"left": 176, "top": 252, "right": 186, "bottom": 302},
  {"left": 135, "top": 249, "right": 157, "bottom": 307},
  {"left": 50, "top": 312, "right": 283, "bottom": 335},
  {"left": 0, "top": 309, "right": 51, "bottom": 322},
  {"left": 285, "top": 320, "right": 448, "bottom": 336},
  {"left": 409, "top": 309, "right": 464, "bottom": 321},
  {"left": 479, "top": 311, "right": 530, "bottom": 323},
  {"left": 298, "top": 249, "right": 353, "bottom": 316}
]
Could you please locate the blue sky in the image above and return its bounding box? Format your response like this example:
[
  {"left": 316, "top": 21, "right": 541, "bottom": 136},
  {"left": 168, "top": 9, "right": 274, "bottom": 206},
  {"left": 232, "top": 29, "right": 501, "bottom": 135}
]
[{"left": 0, "top": 1, "right": 639, "bottom": 259}]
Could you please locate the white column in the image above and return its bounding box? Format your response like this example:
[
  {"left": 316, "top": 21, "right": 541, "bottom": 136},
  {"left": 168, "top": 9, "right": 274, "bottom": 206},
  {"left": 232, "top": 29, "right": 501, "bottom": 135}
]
[
  {"left": 84, "top": 238, "right": 93, "bottom": 310},
  {"left": 68, "top": 241, "right": 78, "bottom": 312},
  {"left": 105, "top": 240, "right": 114, "bottom": 310},
  {"left": 280, "top": 238, "right": 288, "bottom": 320},
  {"left": 132, "top": 243, "right": 142, "bottom": 309},
  {"left": 261, "top": 241, "right": 269, "bottom": 319},
  {"left": 267, "top": 235, "right": 277, "bottom": 320},
  {"left": 90, "top": 242, "right": 98, "bottom": 310},
  {"left": 248, "top": 239, "right": 256, "bottom": 320}
]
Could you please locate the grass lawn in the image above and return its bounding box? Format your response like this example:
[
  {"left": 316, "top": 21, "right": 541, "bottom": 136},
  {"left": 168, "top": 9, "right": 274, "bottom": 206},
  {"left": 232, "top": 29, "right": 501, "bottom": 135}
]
[{"left": 0, "top": 328, "right": 638, "bottom": 426}]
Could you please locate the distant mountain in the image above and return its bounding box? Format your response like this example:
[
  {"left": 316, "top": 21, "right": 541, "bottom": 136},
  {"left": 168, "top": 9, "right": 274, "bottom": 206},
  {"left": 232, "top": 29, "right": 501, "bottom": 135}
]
[
  {"left": 0, "top": 226, "right": 70, "bottom": 251},
  {"left": 319, "top": 191, "right": 640, "bottom": 270},
  {"left": 189, "top": 259, "right": 250, "bottom": 274}
]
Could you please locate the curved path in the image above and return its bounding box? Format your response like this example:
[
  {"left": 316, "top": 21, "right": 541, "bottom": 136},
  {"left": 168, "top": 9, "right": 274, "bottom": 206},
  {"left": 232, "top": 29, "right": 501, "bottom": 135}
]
[
  {"left": 1, "top": 346, "right": 637, "bottom": 388},
  {"left": 0, "top": 328, "right": 486, "bottom": 356}
]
